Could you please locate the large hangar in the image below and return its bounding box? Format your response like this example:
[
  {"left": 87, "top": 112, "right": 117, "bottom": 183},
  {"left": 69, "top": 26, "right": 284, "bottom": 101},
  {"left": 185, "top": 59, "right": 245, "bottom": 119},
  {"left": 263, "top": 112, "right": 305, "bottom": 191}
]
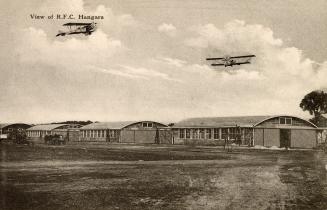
[
  {"left": 172, "top": 115, "right": 318, "bottom": 149},
  {"left": 79, "top": 121, "right": 171, "bottom": 144}
]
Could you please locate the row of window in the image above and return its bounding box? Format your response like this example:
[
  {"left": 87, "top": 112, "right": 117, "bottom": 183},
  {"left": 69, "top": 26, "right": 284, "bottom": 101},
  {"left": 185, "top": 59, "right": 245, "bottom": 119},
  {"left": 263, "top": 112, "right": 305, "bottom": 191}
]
[
  {"left": 27, "top": 131, "right": 51, "bottom": 137},
  {"left": 177, "top": 128, "right": 248, "bottom": 140},
  {"left": 80, "top": 130, "right": 119, "bottom": 138},
  {"left": 142, "top": 122, "right": 153, "bottom": 128},
  {"left": 279, "top": 117, "right": 292, "bottom": 125}
]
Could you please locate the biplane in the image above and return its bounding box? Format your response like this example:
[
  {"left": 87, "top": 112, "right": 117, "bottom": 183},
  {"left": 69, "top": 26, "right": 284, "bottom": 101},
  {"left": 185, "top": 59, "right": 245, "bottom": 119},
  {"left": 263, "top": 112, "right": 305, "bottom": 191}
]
[
  {"left": 56, "top": 22, "right": 97, "bottom": 37},
  {"left": 206, "top": 55, "right": 256, "bottom": 67}
]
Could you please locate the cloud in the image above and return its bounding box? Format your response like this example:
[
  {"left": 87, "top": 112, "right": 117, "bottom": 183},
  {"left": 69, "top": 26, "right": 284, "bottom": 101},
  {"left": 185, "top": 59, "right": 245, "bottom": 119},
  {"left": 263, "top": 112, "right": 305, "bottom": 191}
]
[
  {"left": 185, "top": 20, "right": 283, "bottom": 51},
  {"left": 184, "top": 20, "right": 327, "bottom": 105},
  {"left": 154, "top": 57, "right": 187, "bottom": 67},
  {"left": 16, "top": 27, "right": 125, "bottom": 70},
  {"left": 118, "top": 65, "right": 182, "bottom": 82},
  {"left": 89, "top": 66, "right": 147, "bottom": 79},
  {"left": 6, "top": 2, "right": 327, "bottom": 123},
  {"left": 40, "top": 0, "right": 85, "bottom": 14},
  {"left": 158, "top": 23, "right": 177, "bottom": 37}
]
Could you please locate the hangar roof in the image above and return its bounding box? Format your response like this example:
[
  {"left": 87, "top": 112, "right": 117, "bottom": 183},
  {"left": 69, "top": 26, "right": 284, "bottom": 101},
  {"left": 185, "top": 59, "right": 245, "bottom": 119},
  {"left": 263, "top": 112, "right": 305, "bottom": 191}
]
[
  {"left": 27, "top": 124, "right": 69, "bottom": 131},
  {"left": 173, "top": 115, "right": 317, "bottom": 128},
  {"left": 80, "top": 121, "right": 138, "bottom": 130},
  {"left": 0, "top": 124, "right": 11, "bottom": 129},
  {"left": 173, "top": 116, "right": 272, "bottom": 128},
  {"left": 0, "top": 123, "right": 31, "bottom": 129},
  {"left": 80, "top": 121, "right": 168, "bottom": 130}
]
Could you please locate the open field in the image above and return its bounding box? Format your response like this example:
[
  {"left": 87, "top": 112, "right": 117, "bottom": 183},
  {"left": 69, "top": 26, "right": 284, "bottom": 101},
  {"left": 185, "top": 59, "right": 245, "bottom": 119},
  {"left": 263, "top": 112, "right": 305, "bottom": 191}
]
[{"left": 1, "top": 143, "right": 327, "bottom": 210}]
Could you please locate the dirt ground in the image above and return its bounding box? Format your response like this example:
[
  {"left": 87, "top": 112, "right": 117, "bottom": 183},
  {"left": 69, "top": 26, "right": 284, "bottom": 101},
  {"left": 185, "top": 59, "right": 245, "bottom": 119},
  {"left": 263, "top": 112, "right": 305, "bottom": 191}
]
[{"left": 1, "top": 143, "right": 327, "bottom": 210}]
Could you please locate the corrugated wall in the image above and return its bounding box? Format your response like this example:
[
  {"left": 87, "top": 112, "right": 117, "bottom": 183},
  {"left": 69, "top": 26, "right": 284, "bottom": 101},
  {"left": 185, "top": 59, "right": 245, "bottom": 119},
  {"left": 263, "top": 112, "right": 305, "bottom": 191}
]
[{"left": 291, "top": 130, "right": 316, "bottom": 148}]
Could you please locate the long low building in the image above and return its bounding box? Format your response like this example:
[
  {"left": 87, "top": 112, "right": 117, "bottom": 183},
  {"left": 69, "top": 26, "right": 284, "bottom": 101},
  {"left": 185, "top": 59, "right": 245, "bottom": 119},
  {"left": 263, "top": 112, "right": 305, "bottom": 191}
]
[
  {"left": 27, "top": 124, "right": 81, "bottom": 142},
  {"left": 172, "top": 115, "right": 318, "bottom": 148},
  {"left": 79, "top": 121, "right": 171, "bottom": 144}
]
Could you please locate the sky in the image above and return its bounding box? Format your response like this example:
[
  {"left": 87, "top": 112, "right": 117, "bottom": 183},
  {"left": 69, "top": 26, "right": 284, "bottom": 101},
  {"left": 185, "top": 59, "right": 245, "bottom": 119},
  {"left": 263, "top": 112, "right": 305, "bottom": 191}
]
[{"left": 0, "top": 0, "right": 327, "bottom": 123}]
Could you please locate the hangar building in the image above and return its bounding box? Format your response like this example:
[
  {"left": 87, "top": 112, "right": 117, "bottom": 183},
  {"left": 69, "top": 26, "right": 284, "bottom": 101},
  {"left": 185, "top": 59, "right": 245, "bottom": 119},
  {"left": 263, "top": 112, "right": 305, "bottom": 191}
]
[
  {"left": 172, "top": 115, "right": 318, "bottom": 148},
  {"left": 79, "top": 121, "right": 171, "bottom": 144},
  {"left": 26, "top": 124, "right": 81, "bottom": 142}
]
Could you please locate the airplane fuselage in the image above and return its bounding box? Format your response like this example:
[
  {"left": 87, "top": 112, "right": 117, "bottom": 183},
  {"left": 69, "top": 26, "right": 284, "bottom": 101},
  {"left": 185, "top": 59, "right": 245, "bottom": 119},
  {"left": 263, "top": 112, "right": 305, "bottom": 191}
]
[{"left": 56, "top": 23, "right": 97, "bottom": 36}]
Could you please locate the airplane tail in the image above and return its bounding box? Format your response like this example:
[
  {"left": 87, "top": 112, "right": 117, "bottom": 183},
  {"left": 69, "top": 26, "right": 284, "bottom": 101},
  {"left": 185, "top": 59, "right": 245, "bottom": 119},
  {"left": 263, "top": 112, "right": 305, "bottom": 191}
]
[{"left": 56, "top": 30, "right": 66, "bottom": 37}]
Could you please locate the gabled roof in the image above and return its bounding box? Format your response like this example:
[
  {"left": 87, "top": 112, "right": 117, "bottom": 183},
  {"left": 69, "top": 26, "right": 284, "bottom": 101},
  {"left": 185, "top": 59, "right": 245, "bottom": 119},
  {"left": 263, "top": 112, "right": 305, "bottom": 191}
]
[
  {"left": 173, "top": 116, "right": 272, "bottom": 128},
  {"left": 80, "top": 121, "right": 138, "bottom": 130},
  {"left": 27, "top": 124, "right": 68, "bottom": 131}
]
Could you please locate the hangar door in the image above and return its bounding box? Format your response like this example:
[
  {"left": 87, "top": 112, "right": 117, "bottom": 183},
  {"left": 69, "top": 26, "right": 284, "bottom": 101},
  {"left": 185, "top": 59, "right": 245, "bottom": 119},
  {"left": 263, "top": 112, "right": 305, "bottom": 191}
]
[
  {"left": 280, "top": 129, "right": 291, "bottom": 148},
  {"left": 121, "top": 130, "right": 156, "bottom": 144}
]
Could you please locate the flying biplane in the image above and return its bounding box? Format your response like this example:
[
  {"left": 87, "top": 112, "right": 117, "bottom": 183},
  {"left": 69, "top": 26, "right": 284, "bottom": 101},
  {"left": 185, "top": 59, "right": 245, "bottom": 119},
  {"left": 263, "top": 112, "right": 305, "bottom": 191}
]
[
  {"left": 56, "top": 22, "right": 97, "bottom": 37},
  {"left": 206, "top": 55, "right": 256, "bottom": 67}
]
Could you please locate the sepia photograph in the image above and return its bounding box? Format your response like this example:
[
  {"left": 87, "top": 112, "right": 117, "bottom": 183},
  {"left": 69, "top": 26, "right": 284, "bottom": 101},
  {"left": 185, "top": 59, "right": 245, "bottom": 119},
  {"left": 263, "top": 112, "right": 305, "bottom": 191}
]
[{"left": 1, "top": 0, "right": 327, "bottom": 209}]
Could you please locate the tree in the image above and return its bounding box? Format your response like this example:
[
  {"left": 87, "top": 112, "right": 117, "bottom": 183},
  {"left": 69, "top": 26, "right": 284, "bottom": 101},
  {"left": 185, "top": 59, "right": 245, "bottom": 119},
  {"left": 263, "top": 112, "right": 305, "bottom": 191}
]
[{"left": 300, "top": 90, "right": 327, "bottom": 125}]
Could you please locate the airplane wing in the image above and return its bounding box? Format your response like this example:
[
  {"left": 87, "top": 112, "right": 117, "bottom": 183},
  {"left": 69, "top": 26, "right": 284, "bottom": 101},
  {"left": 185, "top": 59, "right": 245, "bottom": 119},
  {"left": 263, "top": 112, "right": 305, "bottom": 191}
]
[
  {"left": 211, "top": 63, "right": 225, "bottom": 66},
  {"left": 206, "top": 57, "right": 224, "bottom": 60},
  {"left": 63, "top": 22, "right": 92, "bottom": 26},
  {"left": 234, "top": 61, "right": 251, "bottom": 65},
  {"left": 230, "top": 55, "right": 256, "bottom": 59}
]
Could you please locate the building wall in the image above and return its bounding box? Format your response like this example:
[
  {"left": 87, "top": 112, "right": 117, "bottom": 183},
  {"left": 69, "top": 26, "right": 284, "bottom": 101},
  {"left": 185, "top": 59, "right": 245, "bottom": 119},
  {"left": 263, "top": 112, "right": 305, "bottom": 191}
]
[
  {"left": 79, "top": 129, "right": 120, "bottom": 142},
  {"left": 134, "top": 130, "right": 156, "bottom": 144},
  {"left": 121, "top": 130, "right": 156, "bottom": 143},
  {"left": 291, "top": 129, "right": 316, "bottom": 148},
  {"left": 120, "top": 122, "right": 168, "bottom": 144},
  {"left": 158, "top": 129, "right": 173, "bottom": 144},
  {"left": 317, "top": 129, "right": 327, "bottom": 145},
  {"left": 172, "top": 127, "right": 252, "bottom": 146},
  {"left": 254, "top": 128, "right": 264, "bottom": 146},
  {"left": 120, "top": 130, "right": 135, "bottom": 143},
  {"left": 52, "top": 129, "right": 68, "bottom": 138},
  {"left": 67, "top": 129, "right": 80, "bottom": 142},
  {"left": 263, "top": 129, "right": 280, "bottom": 147}
]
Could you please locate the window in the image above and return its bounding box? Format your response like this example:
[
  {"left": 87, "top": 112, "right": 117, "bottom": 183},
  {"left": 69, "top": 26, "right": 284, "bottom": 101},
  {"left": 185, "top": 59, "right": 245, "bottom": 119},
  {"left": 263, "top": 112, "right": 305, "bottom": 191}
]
[
  {"left": 229, "top": 127, "right": 241, "bottom": 140},
  {"left": 142, "top": 122, "right": 153, "bottom": 128},
  {"left": 199, "top": 129, "right": 205, "bottom": 139},
  {"left": 280, "top": 117, "right": 292, "bottom": 125},
  {"left": 192, "top": 129, "right": 199, "bottom": 139},
  {"left": 221, "top": 128, "right": 228, "bottom": 140},
  {"left": 101, "top": 130, "right": 104, "bottom": 138},
  {"left": 186, "top": 129, "right": 190, "bottom": 139},
  {"left": 179, "top": 129, "right": 185, "bottom": 139},
  {"left": 214, "top": 129, "right": 219, "bottom": 139},
  {"left": 205, "top": 129, "right": 212, "bottom": 139}
]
